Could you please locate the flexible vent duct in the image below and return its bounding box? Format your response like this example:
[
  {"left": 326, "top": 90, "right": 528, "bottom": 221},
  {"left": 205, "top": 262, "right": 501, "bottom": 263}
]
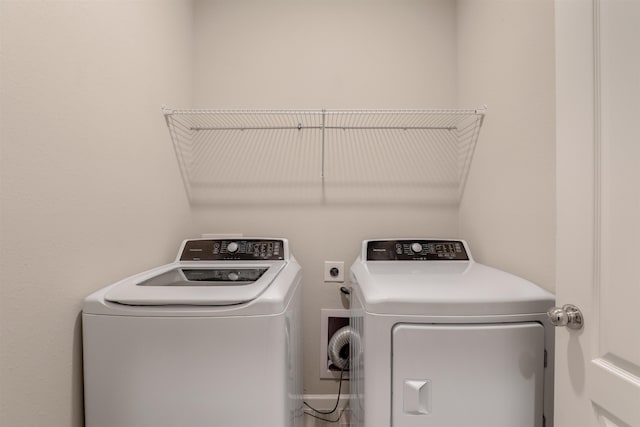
[{"left": 327, "top": 325, "right": 359, "bottom": 370}]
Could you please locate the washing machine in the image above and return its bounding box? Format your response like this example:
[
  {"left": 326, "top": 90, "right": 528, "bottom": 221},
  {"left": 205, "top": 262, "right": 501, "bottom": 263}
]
[
  {"left": 349, "top": 239, "right": 555, "bottom": 427},
  {"left": 83, "top": 238, "right": 303, "bottom": 427}
]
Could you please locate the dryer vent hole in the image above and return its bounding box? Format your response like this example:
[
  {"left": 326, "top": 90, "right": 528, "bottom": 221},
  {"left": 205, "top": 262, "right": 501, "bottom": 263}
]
[
  {"left": 320, "top": 309, "right": 351, "bottom": 379},
  {"left": 327, "top": 316, "right": 350, "bottom": 372},
  {"left": 339, "top": 344, "right": 349, "bottom": 360}
]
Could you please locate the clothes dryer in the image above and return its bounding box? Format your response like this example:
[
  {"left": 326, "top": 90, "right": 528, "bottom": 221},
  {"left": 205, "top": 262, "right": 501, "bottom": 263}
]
[
  {"left": 83, "top": 238, "right": 303, "bottom": 427},
  {"left": 349, "top": 239, "right": 554, "bottom": 427}
]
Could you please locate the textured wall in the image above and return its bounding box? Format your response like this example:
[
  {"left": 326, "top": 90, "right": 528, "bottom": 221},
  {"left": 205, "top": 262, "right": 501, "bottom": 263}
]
[
  {"left": 457, "top": 0, "right": 556, "bottom": 291},
  {"left": 0, "top": 2, "right": 195, "bottom": 426}
]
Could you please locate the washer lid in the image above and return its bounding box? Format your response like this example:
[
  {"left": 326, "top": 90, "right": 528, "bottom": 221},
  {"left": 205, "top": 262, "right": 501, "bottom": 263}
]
[{"left": 104, "top": 262, "right": 286, "bottom": 306}]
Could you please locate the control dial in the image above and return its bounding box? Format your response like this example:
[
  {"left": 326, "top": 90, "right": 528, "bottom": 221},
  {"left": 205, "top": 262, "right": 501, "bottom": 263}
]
[
  {"left": 227, "top": 242, "right": 239, "bottom": 253},
  {"left": 411, "top": 242, "right": 423, "bottom": 253}
]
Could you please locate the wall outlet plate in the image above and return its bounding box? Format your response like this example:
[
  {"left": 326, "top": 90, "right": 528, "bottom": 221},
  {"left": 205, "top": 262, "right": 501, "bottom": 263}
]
[{"left": 324, "top": 261, "right": 345, "bottom": 282}]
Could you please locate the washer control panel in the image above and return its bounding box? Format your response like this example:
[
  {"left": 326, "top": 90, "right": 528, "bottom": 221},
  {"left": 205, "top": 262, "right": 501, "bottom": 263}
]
[
  {"left": 366, "top": 239, "right": 469, "bottom": 261},
  {"left": 180, "top": 239, "right": 285, "bottom": 261}
]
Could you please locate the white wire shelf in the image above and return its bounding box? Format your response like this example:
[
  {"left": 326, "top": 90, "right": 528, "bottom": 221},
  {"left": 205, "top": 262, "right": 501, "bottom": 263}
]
[{"left": 163, "top": 107, "right": 486, "bottom": 205}]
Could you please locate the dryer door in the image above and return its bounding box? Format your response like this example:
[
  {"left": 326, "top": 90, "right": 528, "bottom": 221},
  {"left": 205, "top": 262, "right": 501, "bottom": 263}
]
[{"left": 392, "top": 323, "right": 545, "bottom": 427}]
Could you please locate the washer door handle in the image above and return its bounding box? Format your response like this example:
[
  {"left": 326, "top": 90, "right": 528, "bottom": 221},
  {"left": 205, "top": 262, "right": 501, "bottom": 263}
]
[{"left": 547, "top": 304, "right": 584, "bottom": 330}]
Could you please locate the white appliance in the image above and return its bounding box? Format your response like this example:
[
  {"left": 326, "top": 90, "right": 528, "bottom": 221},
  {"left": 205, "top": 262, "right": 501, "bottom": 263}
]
[
  {"left": 349, "top": 239, "right": 554, "bottom": 427},
  {"left": 83, "top": 238, "right": 303, "bottom": 427}
]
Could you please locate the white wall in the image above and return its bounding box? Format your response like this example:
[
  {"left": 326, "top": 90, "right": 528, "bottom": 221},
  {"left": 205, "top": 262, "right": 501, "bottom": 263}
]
[
  {"left": 0, "top": 2, "right": 194, "bottom": 426},
  {"left": 191, "top": 0, "right": 459, "bottom": 395},
  {"left": 457, "top": 0, "right": 556, "bottom": 291},
  {"left": 193, "top": 0, "right": 457, "bottom": 109},
  {"left": 0, "top": 1, "right": 557, "bottom": 425}
]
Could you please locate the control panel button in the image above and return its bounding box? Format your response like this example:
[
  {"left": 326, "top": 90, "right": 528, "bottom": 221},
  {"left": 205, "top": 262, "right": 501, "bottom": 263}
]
[
  {"left": 227, "top": 242, "right": 239, "bottom": 253},
  {"left": 411, "top": 243, "right": 423, "bottom": 253}
]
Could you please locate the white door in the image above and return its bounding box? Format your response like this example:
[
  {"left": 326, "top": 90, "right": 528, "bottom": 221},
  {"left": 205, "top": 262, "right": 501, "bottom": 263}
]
[{"left": 555, "top": 1, "right": 640, "bottom": 426}]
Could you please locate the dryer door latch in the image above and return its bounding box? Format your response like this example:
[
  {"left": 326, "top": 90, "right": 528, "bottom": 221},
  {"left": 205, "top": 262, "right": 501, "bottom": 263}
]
[{"left": 403, "top": 380, "right": 431, "bottom": 415}]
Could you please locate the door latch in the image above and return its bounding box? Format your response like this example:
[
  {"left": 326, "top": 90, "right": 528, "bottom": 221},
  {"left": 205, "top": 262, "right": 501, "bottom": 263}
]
[{"left": 547, "top": 304, "right": 584, "bottom": 330}]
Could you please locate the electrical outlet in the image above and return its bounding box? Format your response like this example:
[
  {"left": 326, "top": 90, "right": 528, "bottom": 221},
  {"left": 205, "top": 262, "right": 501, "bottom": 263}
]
[{"left": 324, "top": 261, "right": 344, "bottom": 282}]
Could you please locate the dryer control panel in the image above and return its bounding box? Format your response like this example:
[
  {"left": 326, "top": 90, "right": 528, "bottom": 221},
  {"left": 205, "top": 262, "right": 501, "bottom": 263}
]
[
  {"left": 366, "top": 239, "right": 469, "bottom": 261},
  {"left": 180, "top": 239, "right": 285, "bottom": 261}
]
